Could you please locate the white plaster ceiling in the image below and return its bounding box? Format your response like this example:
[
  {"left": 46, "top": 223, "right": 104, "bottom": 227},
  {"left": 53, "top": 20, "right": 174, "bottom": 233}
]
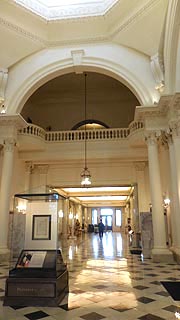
[
  {"left": 0, "top": 0, "right": 169, "bottom": 68},
  {"left": 14, "top": 0, "right": 118, "bottom": 19},
  {"left": 56, "top": 186, "right": 132, "bottom": 206}
]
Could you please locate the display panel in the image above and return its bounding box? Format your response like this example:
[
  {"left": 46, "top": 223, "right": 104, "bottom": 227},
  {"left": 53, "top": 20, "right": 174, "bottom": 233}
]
[{"left": 16, "top": 250, "right": 47, "bottom": 268}]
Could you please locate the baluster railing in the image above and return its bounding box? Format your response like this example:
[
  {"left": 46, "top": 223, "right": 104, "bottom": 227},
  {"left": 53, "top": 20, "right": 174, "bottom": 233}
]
[{"left": 19, "top": 122, "right": 144, "bottom": 142}]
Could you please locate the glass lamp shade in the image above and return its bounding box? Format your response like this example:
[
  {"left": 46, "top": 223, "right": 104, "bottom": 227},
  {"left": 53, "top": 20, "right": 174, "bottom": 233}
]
[{"left": 81, "top": 167, "right": 92, "bottom": 186}]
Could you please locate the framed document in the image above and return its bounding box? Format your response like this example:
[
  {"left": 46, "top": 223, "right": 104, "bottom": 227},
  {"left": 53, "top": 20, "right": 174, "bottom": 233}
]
[{"left": 32, "top": 215, "right": 51, "bottom": 240}]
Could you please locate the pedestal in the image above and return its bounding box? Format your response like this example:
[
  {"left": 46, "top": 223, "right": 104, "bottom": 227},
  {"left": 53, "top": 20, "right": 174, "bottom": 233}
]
[
  {"left": 151, "top": 248, "right": 174, "bottom": 263},
  {"left": 3, "top": 270, "right": 68, "bottom": 307}
]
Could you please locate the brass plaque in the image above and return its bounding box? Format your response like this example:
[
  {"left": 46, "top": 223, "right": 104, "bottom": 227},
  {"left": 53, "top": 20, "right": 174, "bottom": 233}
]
[{"left": 8, "top": 283, "right": 55, "bottom": 297}]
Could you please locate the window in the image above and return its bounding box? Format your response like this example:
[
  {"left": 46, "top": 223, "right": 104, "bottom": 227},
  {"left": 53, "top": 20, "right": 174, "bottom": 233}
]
[{"left": 92, "top": 209, "right": 98, "bottom": 225}]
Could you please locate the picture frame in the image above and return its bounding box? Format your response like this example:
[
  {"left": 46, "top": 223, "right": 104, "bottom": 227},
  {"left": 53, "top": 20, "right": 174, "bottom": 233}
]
[{"left": 32, "top": 215, "right": 51, "bottom": 240}]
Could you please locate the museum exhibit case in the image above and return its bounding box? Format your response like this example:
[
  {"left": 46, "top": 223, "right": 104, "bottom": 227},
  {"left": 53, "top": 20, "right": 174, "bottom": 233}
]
[{"left": 4, "top": 191, "right": 69, "bottom": 307}]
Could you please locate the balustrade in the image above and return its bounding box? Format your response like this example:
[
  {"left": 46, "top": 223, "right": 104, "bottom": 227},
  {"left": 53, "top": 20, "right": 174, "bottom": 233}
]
[{"left": 19, "top": 121, "right": 143, "bottom": 142}]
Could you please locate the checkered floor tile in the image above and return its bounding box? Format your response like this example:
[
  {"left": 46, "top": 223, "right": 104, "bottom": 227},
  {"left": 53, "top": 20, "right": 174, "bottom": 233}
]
[{"left": 0, "top": 232, "right": 179, "bottom": 320}]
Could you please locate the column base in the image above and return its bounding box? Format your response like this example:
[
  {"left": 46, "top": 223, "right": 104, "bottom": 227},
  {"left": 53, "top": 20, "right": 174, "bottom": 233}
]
[
  {"left": 170, "top": 247, "right": 180, "bottom": 264},
  {"left": 0, "top": 248, "right": 10, "bottom": 263},
  {"left": 151, "top": 248, "right": 174, "bottom": 263}
]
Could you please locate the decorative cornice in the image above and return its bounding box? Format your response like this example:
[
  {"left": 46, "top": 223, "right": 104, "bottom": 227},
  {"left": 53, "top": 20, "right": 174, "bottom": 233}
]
[
  {"left": 2, "top": 0, "right": 164, "bottom": 49},
  {"left": 0, "top": 114, "right": 27, "bottom": 128},
  {"left": 111, "top": 0, "right": 161, "bottom": 38},
  {"left": 14, "top": 0, "right": 118, "bottom": 20},
  {"left": 135, "top": 95, "right": 172, "bottom": 122},
  {"left": 0, "top": 17, "right": 46, "bottom": 45}
]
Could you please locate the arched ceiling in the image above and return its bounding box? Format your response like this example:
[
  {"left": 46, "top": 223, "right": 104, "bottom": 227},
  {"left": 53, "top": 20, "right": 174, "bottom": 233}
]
[
  {"left": 21, "top": 72, "right": 139, "bottom": 131},
  {"left": 0, "top": 0, "right": 168, "bottom": 68}
]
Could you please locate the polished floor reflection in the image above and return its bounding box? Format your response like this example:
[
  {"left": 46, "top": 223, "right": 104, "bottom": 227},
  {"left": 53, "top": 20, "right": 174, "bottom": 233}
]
[{"left": 0, "top": 232, "right": 180, "bottom": 320}]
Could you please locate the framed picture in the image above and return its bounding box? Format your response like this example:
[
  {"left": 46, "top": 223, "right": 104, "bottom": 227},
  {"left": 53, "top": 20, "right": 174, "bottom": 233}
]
[{"left": 32, "top": 215, "right": 51, "bottom": 240}]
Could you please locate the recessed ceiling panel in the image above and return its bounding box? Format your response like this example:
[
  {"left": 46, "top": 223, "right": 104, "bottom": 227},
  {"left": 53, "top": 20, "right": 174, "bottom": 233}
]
[{"left": 15, "top": 0, "right": 118, "bottom": 20}]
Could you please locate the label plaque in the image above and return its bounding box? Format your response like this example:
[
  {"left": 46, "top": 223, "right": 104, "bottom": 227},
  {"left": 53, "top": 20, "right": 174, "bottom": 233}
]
[{"left": 8, "top": 283, "right": 55, "bottom": 297}]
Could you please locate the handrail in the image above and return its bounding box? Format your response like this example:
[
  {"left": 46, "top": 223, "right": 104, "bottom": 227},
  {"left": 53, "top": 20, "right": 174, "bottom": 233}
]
[
  {"left": 19, "top": 124, "right": 46, "bottom": 139},
  {"left": 18, "top": 121, "right": 144, "bottom": 142}
]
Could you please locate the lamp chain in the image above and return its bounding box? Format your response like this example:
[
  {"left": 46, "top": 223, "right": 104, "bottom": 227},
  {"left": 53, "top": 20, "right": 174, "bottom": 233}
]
[{"left": 84, "top": 73, "right": 87, "bottom": 169}]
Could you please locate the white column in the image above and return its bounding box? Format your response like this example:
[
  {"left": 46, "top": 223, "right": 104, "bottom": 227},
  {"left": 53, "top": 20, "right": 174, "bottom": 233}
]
[
  {"left": 167, "top": 136, "right": 179, "bottom": 248},
  {"left": 134, "top": 162, "right": 148, "bottom": 213},
  {"left": 129, "top": 196, "right": 134, "bottom": 230},
  {"left": 62, "top": 198, "right": 68, "bottom": 238},
  {"left": 0, "top": 138, "right": 16, "bottom": 253},
  {"left": 146, "top": 132, "right": 173, "bottom": 262},
  {"left": 170, "top": 123, "right": 180, "bottom": 259}
]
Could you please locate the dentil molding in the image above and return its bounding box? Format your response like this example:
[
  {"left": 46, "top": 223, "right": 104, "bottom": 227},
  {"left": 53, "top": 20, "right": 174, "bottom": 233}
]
[{"left": 14, "top": 0, "right": 118, "bottom": 20}]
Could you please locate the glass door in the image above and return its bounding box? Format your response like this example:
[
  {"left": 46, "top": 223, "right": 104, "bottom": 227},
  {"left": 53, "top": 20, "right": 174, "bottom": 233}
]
[
  {"left": 100, "top": 208, "right": 113, "bottom": 231},
  {"left": 101, "top": 215, "right": 112, "bottom": 231}
]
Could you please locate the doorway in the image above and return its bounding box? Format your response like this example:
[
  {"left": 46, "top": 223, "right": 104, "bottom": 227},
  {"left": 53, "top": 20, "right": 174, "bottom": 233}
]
[
  {"left": 100, "top": 208, "right": 113, "bottom": 231},
  {"left": 101, "top": 215, "right": 112, "bottom": 231}
]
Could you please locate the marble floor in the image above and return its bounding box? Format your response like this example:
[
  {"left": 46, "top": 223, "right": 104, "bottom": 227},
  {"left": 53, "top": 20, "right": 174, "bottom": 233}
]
[{"left": 0, "top": 232, "right": 180, "bottom": 320}]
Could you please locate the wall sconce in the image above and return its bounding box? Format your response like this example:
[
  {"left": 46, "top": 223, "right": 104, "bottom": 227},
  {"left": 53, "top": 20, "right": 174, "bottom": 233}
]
[
  {"left": 163, "top": 198, "right": 170, "bottom": 208},
  {"left": 16, "top": 203, "right": 27, "bottom": 214},
  {"left": 75, "top": 213, "right": 79, "bottom": 219},
  {"left": 69, "top": 212, "right": 73, "bottom": 219},
  {"left": 175, "top": 311, "right": 180, "bottom": 319}
]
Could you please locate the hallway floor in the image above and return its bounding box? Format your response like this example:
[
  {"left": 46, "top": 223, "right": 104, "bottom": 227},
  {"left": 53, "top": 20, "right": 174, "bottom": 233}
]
[{"left": 0, "top": 232, "right": 180, "bottom": 320}]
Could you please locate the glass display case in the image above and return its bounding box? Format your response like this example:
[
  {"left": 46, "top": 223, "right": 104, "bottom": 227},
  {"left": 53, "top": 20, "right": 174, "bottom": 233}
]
[{"left": 4, "top": 191, "right": 69, "bottom": 307}]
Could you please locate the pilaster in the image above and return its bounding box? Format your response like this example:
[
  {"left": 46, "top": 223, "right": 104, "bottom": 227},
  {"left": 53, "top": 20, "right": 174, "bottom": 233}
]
[
  {"left": 134, "top": 162, "right": 148, "bottom": 213},
  {"left": 168, "top": 120, "right": 180, "bottom": 261},
  {"left": 0, "top": 138, "right": 16, "bottom": 260},
  {"left": 35, "top": 164, "right": 49, "bottom": 193},
  {"left": 145, "top": 131, "right": 173, "bottom": 262}
]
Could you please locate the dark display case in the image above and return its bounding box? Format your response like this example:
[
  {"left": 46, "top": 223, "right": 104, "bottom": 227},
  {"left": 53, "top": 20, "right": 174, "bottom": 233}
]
[{"left": 4, "top": 191, "right": 69, "bottom": 307}]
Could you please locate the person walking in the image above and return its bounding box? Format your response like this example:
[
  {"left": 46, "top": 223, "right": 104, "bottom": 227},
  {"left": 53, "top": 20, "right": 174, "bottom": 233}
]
[{"left": 98, "top": 219, "right": 105, "bottom": 239}]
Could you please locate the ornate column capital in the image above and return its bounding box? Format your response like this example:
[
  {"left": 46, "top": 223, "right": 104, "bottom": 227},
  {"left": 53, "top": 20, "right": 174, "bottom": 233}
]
[
  {"left": 3, "top": 138, "right": 16, "bottom": 152},
  {"left": 25, "top": 161, "right": 34, "bottom": 174},
  {"left": 134, "top": 161, "right": 146, "bottom": 171},
  {"left": 144, "top": 130, "right": 161, "bottom": 146},
  {"left": 169, "top": 120, "right": 180, "bottom": 138},
  {"left": 36, "top": 164, "right": 49, "bottom": 174}
]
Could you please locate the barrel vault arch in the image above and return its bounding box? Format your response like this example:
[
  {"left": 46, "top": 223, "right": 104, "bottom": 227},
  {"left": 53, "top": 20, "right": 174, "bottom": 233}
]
[{"left": 5, "top": 43, "right": 159, "bottom": 114}]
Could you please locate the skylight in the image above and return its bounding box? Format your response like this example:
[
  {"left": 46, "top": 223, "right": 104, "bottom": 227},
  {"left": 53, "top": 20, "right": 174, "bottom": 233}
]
[{"left": 15, "top": 0, "right": 118, "bottom": 20}]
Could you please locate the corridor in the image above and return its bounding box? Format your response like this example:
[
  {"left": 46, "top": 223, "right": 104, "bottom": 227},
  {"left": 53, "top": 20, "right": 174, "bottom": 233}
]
[{"left": 0, "top": 232, "right": 180, "bottom": 320}]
